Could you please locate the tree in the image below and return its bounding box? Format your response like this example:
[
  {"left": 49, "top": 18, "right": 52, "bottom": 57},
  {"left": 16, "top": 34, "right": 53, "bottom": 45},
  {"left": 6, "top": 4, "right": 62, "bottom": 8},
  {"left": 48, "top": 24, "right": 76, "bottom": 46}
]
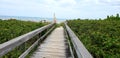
[
  {"left": 116, "top": 13, "right": 120, "bottom": 20},
  {"left": 116, "top": 13, "right": 119, "bottom": 18},
  {"left": 107, "top": 15, "right": 109, "bottom": 19},
  {"left": 77, "top": 18, "right": 81, "bottom": 20}
]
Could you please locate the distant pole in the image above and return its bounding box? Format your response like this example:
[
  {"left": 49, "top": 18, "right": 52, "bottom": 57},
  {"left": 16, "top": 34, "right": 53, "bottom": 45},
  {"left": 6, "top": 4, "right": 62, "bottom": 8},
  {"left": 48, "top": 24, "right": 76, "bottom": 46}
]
[{"left": 53, "top": 13, "right": 56, "bottom": 23}]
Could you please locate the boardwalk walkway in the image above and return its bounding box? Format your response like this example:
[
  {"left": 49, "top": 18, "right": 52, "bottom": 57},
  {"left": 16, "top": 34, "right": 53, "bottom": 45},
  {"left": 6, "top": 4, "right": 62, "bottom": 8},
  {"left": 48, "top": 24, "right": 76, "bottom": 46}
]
[{"left": 31, "top": 27, "right": 70, "bottom": 58}]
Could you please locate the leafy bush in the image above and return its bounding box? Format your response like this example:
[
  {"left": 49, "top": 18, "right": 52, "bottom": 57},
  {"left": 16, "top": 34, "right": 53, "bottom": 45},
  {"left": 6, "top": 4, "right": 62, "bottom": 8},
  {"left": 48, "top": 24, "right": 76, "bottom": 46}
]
[
  {"left": 67, "top": 14, "right": 120, "bottom": 58},
  {"left": 0, "top": 19, "right": 45, "bottom": 44},
  {"left": 0, "top": 19, "right": 47, "bottom": 58}
]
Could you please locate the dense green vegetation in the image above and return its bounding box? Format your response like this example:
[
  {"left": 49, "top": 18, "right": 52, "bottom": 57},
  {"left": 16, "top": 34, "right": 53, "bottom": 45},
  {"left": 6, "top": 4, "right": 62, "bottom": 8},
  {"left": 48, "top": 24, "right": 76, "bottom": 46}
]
[
  {"left": 67, "top": 14, "right": 120, "bottom": 58},
  {"left": 0, "top": 19, "right": 49, "bottom": 58},
  {"left": 0, "top": 19, "right": 46, "bottom": 44}
]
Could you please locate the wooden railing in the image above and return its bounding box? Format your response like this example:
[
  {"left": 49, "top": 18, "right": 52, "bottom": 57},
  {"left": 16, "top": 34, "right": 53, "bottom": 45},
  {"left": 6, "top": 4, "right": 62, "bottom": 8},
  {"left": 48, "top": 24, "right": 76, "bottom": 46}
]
[
  {"left": 0, "top": 23, "right": 55, "bottom": 58},
  {"left": 64, "top": 22, "right": 93, "bottom": 58}
]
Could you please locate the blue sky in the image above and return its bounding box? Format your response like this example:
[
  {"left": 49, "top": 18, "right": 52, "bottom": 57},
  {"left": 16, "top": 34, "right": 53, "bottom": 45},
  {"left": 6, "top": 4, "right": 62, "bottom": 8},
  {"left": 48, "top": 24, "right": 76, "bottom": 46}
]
[{"left": 0, "top": 0, "right": 120, "bottom": 19}]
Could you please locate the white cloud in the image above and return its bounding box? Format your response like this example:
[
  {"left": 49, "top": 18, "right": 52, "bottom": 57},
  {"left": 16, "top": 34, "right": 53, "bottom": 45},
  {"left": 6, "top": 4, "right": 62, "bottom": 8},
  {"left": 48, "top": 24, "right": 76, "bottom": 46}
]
[
  {"left": 0, "top": 0, "right": 120, "bottom": 19},
  {"left": 76, "top": 0, "right": 120, "bottom": 6},
  {"left": 94, "top": 0, "right": 120, "bottom": 6},
  {"left": 36, "top": 0, "right": 77, "bottom": 8}
]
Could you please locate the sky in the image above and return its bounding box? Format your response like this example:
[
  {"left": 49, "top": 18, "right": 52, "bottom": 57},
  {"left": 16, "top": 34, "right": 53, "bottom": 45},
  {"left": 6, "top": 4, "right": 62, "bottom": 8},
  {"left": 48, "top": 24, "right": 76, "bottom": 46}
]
[{"left": 0, "top": 0, "right": 120, "bottom": 19}]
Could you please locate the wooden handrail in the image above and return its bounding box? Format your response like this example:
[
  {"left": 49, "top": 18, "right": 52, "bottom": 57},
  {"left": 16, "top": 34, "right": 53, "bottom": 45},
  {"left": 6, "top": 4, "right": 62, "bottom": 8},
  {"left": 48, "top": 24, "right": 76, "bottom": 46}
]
[
  {"left": 64, "top": 22, "right": 93, "bottom": 58},
  {"left": 19, "top": 25, "right": 55, "bottom": 58},
  {"left": 64, "top": 27, "right": 75, "bottom": 58},
  {"left": 0, "top": 23, "right": 55, "bottom": 57}
]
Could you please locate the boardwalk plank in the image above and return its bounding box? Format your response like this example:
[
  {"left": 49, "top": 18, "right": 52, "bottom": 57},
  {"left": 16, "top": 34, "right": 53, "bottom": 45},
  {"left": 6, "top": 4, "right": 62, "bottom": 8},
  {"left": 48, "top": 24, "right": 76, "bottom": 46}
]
[{"left": 31, "top": 27, "right": 68, "bottom": 58}]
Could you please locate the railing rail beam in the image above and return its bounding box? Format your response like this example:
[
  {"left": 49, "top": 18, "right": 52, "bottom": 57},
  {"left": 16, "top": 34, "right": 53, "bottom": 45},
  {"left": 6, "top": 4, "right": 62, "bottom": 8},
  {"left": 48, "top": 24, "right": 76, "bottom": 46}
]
[
  {"left": 0, "top": 23, "right": 54, "bottom": 57},
  {"left": 64, "top": 22, "right": 93, "bottom": 58}
]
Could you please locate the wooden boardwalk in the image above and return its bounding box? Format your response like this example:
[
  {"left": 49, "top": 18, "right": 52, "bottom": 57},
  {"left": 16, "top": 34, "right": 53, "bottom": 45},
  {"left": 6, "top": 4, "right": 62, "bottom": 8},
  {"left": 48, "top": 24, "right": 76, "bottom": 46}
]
[
  {"left": 0, "top": 23, "right": 93, "bottom": 58},
  {"left": 31, "top": 27, "right": 70, "bottom": 58}
]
